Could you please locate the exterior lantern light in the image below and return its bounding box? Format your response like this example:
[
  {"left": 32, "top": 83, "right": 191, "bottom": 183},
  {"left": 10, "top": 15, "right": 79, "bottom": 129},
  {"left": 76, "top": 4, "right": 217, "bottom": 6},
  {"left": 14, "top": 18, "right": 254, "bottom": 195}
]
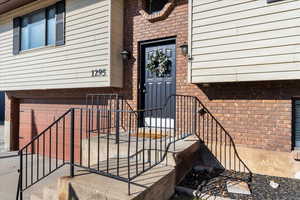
[
  {"left": 120, "top": 50, "right": 131, "bottom": 60},
  {"left": 180, "top": 43, "right": 188, "bottom": 56}
]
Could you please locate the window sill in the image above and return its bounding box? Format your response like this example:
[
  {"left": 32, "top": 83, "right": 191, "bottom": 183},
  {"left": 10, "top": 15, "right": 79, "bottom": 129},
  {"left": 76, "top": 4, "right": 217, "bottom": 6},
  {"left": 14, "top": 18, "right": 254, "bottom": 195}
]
[{"left": 16, "top": 44, "right": 61, "bottom": 55}]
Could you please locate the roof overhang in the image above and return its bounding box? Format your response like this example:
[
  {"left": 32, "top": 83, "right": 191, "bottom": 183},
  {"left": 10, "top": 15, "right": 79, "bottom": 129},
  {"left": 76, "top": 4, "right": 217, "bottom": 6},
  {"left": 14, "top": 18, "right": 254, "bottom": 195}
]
[{"left": 0, "top": 0, "right": 38, "bottom": 15}]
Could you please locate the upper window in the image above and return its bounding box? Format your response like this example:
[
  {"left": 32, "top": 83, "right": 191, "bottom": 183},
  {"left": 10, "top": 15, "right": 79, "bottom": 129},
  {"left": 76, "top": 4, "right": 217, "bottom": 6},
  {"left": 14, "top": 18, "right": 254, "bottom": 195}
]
[
  {"left": 267, "top": 0, "right": 285, "bottom": 3},
  {"left": 20, "top": 6, "right": 56, "bottom": 51},
  {"left": 139, "top": 0, "right": 175, "bottom": 22},
  {"left": 145, "top": 0, "right": 169, "bottom": 14},
  {"left": 13, "top": 0, "right": 65, "bottom": 54}
]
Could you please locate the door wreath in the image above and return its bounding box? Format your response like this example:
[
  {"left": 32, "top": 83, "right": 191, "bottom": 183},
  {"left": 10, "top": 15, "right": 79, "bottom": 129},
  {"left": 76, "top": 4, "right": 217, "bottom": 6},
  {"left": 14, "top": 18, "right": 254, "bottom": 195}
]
[{"left": 146, "top": 50, "right": 171, "bottom": 77}]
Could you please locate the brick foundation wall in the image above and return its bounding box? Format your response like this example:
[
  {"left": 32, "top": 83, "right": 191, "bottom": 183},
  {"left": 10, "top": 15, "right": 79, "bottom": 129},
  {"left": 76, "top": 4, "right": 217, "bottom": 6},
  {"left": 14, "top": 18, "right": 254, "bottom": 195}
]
[
  {"left": 191, "top": 82, "right": 292, "bottom": 152},
  {"left": 5, "top": 0, "right": 294, "bottom": 153}
]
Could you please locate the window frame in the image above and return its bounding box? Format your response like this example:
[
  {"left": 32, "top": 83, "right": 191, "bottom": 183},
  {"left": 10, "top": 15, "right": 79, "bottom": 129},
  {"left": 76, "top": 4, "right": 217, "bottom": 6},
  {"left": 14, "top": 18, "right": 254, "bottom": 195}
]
[
  {"left": 45, "top": 5, "right": 57, "bottom": 47},
  {"left": 145, "top": 0, "right": 169, "bottom": 14},
  {"left": 267, "top": 0, "right": 285, "bottom": 3},
  {"left": 13, "top": 0, "right": 65, "bottom": 55},
  {"left": 292, "top": 97, "right": 300, "bottom": 150},
  {"left": 19, "top": 6, "right": 56, "bottom": 52}
]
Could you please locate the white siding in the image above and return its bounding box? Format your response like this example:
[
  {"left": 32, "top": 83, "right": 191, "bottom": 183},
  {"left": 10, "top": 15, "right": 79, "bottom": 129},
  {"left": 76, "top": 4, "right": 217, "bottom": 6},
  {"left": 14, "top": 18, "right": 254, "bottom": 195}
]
[
  {"left": 189, "top": 0, "right": 300, "bottom": 83},
  {"left": 0, "top": 0, "right": 124, "bottom": 91}
]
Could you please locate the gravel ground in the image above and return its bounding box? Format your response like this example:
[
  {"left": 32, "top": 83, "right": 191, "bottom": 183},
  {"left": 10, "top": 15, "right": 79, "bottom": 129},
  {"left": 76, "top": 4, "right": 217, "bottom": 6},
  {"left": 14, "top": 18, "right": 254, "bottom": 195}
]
[
  {"left": 244, "top": 174, "right": 300, "bottom": 200},
  {"left": 171, "top": 170, "right": 300, "bottom": 200}
]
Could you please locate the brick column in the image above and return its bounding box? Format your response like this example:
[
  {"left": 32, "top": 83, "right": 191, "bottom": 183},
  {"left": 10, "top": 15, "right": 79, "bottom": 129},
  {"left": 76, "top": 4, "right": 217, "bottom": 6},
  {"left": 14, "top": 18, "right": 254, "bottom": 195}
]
[{"left": 4, "top": 93, "right": 20, "bottom": 151}]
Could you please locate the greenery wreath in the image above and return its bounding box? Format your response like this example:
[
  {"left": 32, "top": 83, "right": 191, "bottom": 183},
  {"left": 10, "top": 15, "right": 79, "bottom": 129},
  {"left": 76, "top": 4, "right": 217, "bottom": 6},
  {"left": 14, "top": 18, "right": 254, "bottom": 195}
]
[{"left": 146, "top": 50, "right": 171, "bottom": 77}]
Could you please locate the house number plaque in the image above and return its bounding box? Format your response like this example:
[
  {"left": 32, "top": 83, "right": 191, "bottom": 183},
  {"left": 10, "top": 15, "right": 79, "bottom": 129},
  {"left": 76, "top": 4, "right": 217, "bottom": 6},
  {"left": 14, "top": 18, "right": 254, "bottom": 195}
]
[{"left": 92, "top": 69, "right": 107, "bottom": 77}]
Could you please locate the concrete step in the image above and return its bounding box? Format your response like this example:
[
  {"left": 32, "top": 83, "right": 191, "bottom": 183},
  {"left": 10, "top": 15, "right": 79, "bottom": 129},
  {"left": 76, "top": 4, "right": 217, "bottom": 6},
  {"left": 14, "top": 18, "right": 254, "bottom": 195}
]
[
  {"left": 43, "top": 183, "right": 58, "bottom": 200},
  {"left": 24, "top": 165, "right": 81, "bottom": 200},
  {"left": 0, "top": 151, "right": 18, "bottom": 158},
  {"left": 58, "top": 164, "right": 175, "bottom": 200},
  {"left": 28, "top": 166, "right": 82, "bottom": 200},
  {"left": 30, "top": 183, "right": 57, "bottom": 200},
  {"left": 29, "top": 135, "right": 200, "bottom": 200},
  {"left": 30, "top": 183, "right": 58, "bottom": 200},
  {"left": 30, "top": 192, "right": 43, "bottom": 200}
]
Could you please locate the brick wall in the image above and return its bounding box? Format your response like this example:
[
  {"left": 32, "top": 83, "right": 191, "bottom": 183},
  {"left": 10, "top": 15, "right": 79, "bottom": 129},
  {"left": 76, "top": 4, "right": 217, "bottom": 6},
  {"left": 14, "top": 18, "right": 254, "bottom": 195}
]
[
  {"left": 189, "top": 82, "right": 292, "bottom": 152},
  {"left": 5, "top": 0, "right": 295, "bottom": 152}
]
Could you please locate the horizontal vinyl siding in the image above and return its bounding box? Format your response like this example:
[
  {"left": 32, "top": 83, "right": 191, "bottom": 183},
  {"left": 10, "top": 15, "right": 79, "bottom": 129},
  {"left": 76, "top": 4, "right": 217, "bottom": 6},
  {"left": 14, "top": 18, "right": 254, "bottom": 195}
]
[
  {"left": 0, "top": 0, "right": 119, "bottom": 91},
  {"left": 189, "top": 0, "right": 300, "bottom": 83}
]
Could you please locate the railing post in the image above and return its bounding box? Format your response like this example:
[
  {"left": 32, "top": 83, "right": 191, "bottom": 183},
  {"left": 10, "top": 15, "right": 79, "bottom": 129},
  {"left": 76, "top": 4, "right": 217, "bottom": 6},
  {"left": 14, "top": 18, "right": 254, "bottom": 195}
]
[
  {"left": 18, "top": 151, "right": 23, "bottom": 200},
  {"left": 128, "top": 113, "right": 132, "bottom": 195},
  {"left": 116, "top": 95, "right": 120, "bottom": 144},
  {"left": 70, "top": 108, "right": 75, "bottom": 177},
  {"left": 193, "top": 97, "right": 197, "bottom": 136},
  {"left": 173, "top": 96, "right": 177, "bottom": 151}
]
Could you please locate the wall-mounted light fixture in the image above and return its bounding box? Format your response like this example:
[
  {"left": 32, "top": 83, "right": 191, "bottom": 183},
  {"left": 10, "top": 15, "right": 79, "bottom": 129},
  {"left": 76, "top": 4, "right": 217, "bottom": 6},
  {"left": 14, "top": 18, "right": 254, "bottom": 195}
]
[
  {"left": 120, "top": 50, "right": 131, "bottom": 60},
  {"left": 198, "top": 108, "right": 207, "bottom": 116},
  {"left": 179, "top": 43, "right": 188, "bottom": 56}
]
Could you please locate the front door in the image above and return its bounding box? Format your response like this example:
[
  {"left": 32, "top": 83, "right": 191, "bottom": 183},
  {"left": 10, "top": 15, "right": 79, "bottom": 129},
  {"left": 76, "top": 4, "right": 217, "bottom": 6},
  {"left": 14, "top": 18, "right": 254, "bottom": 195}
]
[{"left": 140, "top": 39, "right": 176, "bottom": 128}]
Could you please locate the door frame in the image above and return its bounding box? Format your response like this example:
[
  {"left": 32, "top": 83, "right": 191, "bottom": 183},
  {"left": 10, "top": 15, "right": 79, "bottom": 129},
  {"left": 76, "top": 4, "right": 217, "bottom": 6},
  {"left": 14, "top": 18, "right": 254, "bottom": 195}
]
[{"left": 138, "top": 36, "right": 177, "bottom": 111}]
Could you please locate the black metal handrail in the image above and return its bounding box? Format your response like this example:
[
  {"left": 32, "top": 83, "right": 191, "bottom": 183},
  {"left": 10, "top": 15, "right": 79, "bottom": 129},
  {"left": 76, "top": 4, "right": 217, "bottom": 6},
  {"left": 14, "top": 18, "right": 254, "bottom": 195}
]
[
  {"left": 134, "top": 94, "right": 251, "bottom": 176},
  {"left": 175, "top": 95, "right": 252, "bottom": 180},
  {"left": 17, "top": 109, "right": 73, "bottom": 200},
  {"left": 198, "top": 99, "right": 251, "bottom": 176},
  {"left": 19, "top": 109, "right": 72, "bottom": 151},
  {"left": 16, "top": 94, "right": 252, "bottom": 199}
]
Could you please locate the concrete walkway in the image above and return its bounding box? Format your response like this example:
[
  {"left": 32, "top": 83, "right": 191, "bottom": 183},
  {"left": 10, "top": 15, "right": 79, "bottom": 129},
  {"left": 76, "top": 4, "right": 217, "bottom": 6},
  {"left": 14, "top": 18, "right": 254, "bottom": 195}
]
[
  {"left": 0, "top": 152, "right": 21, "bottom": 200},
  {"left": 0, "top": 152, "right": 72, "bottom": 200}
]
